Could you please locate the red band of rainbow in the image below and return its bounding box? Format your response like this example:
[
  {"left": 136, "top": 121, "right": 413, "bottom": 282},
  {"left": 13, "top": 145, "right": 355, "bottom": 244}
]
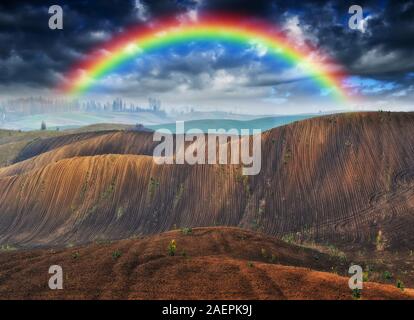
[{"left": 61, "top": 14, "right": 350, "bottom": 101}]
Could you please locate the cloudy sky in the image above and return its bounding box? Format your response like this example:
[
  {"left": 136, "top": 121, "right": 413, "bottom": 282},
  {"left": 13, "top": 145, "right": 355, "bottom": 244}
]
[{"left": 0, "top": 0, "right": 413, "bottom": 114}]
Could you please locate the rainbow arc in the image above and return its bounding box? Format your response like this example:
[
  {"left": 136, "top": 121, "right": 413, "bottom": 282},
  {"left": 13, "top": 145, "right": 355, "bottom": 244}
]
[{"left": 61, "top": 14, "right": 350, "bottom": 101}]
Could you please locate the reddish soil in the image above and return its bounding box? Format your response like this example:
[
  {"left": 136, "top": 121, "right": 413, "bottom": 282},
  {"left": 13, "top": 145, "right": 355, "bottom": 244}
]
[
  {"left": 0, "top": 112, "right": 413, "bottom": 249},
  {"left": 0, "top": 113, "right": 413, "bottom": 299},
  {"left": 0, "top": 227, "right": 412, "bottom": 300}
]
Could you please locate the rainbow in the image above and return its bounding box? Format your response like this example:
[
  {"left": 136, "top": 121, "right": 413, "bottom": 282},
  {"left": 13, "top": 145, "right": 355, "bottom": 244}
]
[{"left": 61, "top": 14, "right": 350, "bottom": 100}]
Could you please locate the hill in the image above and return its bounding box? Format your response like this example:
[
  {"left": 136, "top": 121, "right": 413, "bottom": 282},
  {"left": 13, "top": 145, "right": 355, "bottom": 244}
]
[
  {"left": 0, "top": 129, "right": 63, "bottom": 167},
  {"left": 0, "top": 227, "right": 412, "bottom": 300},
  {"left": 147, "top": 115, "right": 315, "bottom": 133},
  {"left": 0, "top": 111, "right": 169, "bottom": 131},
  {"left": 0, "top": 112, "right": 413, "bottom": 250}
]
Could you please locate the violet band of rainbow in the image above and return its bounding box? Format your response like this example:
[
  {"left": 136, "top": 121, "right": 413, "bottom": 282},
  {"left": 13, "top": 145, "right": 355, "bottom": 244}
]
[{"left": 62, "top": 17, "right": 350, "bottom": 101}]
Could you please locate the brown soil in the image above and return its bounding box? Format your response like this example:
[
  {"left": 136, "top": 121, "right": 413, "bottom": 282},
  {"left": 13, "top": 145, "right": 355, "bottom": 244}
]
[
  {"left": 0, "top": 227, "right": 412, "bottom": 300},
  {"left": 0, "top": 112, "right": 413, "bottom": 249}
]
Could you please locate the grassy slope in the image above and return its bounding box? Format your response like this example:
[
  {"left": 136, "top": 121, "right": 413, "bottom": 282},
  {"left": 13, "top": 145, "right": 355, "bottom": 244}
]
[
  {"left": 0, "top": 124, "right": 134, "bottom": 167},
  {"left": 0, "top": 129, "right": 62, "bottom": 167}
]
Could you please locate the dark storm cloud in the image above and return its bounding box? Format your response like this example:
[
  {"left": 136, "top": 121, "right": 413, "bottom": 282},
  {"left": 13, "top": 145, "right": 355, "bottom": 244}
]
[
  {"left": 302, "top": 0, "right": 414, "bottom": 77},
  {"left": 0, "top": 0, "right": 413, "bottom": 97},
  {"left": 0, "top": 0, "right": 143, "bottom": 87}
]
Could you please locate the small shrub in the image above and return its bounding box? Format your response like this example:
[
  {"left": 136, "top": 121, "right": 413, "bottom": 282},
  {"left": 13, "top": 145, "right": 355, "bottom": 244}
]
[
  {"left": 116, "top": 206, "right": 124, "bottom": 220},
  {"left": 0, "top": 244, "right": 17, "bottom": 252},
  {"left": 281, "top": 233, "right": 296, "bottom": 244},
  {"left": 95, "top": 236, "right": 111, "bottom": 245},
  {"left": 383, "top": 271, "right": 392, "bottom": 280},
  {"left": 261, "top": 248, "right": 267, "bottom": 259},
  {"left": 396, "top": 280, "right": 405, "bottom": 291},
  {"left": 247, "top": 262, "right": 254, "bottom": 268},
  {"left": 88, "top": 205, "right": 98, "bottom": 215},
  {"left": 327, "top": 245, "right": 347, "bottom": 261},
  {"left": 72, "top": 252, "right": 80, "bottom": 259},
  {"left": 375, "top": 230, "right": 387, "bottom": 251},
  {"left": 251, "top": 217, "right": 262, "bottom": 231},
  {"left": 363, "top": 266, "right": 371, "bottom": 282},
  {"left": 148, "top": 177, "right": 160, "bottom": 199},
  {"left": 181, "top": 227, "right": 193, "bottom": 235},
  {"left": 269, "top": 254, "right": 277, "bottom": 263},
  {"left": 283, "top": 148, "right": 292, "bottom": 164},
  {"left": 112, "top": 250, "right": 122, "bottom": 260},
  {"left": 168, "top": 240, "right": 177, "bottom": 256},
  {"left": 101, "top": 178, "right": 116, "bottom": 200},
  {"left": 352, "top": 288, "right": 362, "bottom": 300}
]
